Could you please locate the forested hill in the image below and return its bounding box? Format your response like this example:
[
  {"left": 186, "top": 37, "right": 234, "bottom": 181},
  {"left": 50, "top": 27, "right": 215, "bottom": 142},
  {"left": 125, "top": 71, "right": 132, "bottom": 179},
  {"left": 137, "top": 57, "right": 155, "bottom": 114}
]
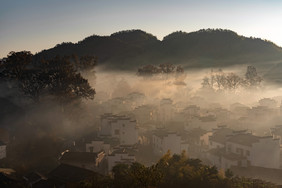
[{"left": 35, "top": 29, "right": 282, "bottom": 71}]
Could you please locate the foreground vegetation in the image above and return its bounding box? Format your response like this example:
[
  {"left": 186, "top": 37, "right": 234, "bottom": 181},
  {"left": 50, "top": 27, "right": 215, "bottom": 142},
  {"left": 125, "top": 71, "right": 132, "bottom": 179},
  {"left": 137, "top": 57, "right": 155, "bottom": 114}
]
[{"left": 81, "top": 151, "right": 277, "bottom": 188}]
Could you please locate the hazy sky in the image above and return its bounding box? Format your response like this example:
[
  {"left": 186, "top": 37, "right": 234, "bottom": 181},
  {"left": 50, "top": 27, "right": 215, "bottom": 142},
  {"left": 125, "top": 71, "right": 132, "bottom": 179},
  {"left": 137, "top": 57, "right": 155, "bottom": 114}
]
[{"left": 1, "top": 0, "right": 282, "bottom": 58}]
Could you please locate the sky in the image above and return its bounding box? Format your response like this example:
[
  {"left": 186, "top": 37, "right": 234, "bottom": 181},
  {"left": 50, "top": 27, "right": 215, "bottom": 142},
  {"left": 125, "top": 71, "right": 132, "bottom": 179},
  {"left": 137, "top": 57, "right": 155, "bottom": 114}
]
[{"left": 1, "top": 0, "right": 282, "bottom": 58}]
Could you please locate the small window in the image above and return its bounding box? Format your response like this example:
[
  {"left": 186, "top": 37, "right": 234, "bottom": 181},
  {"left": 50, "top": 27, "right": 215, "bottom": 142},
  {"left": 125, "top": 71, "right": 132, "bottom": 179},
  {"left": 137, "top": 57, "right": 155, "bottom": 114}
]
[
  {"left": 115, "top": 130, "right": 120, "bottom": 135},
  {"left": 89, "top": 146, "right": 93, "bottom": 153}
]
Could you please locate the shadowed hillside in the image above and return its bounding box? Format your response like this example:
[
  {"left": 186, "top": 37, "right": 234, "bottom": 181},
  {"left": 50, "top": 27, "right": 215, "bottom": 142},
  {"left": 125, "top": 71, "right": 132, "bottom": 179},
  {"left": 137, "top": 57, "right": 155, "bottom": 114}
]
[{"left": 35, "top": 29, "right": 282, "bottom": 82}]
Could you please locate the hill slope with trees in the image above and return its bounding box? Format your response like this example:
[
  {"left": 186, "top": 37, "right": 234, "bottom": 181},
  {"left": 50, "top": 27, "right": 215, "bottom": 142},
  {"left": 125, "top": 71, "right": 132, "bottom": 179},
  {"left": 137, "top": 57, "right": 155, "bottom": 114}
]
[{"left": 35, "top": 29, "right": 282, "bottom": 71}]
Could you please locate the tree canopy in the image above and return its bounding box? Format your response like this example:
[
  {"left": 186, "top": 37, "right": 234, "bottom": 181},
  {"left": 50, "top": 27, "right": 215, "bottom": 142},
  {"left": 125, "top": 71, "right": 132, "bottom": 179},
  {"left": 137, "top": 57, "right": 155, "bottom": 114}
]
[
  {"left": 0, "top": 51, "right": 96, "bottom": 103},
  {"left": 82, "top": 151, "right": 277, "bottom": 188},
  {"left": 201, "top": 66, "right": 262, "bottom": 91}
]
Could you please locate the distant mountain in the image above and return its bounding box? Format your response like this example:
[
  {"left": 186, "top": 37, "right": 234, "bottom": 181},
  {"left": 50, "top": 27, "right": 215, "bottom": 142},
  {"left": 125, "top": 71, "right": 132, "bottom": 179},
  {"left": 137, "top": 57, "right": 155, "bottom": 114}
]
[{"left": 35, "top": 29, "right": 282, "bottom": 81}]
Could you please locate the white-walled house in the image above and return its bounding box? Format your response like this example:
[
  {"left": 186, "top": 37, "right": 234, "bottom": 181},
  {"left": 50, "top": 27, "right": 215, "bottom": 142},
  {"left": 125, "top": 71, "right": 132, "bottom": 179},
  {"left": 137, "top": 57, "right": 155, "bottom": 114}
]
[
  {"left": 207, "top": 129, "right": 280, "bottom": 170},
  {"left": 182, "top": 105, "right": 201, "bottom": 119},
  {"left": 152, "top": 129, "right": 189, "bottom": 156},
  {"left": 0, "top": 141, "right": 6, "bottom": 159},
  {"left": 207, "top": 147, "right": 248, "bottom": 169},
  {"left": 209, "top": 126, "right": 234, "bottom": 149},
  {"left": 270, "top": 125, "right": 282, "bottom": 146},
  {"left": 133, "top": 105, "right": 157, "bottom": 124},
  {"left": 158, "top": 98, "right": 175, "bottom": 123},
  {"left": 226, "top": 134, "right": 280, "bottom": 169},
  {"left": 86, "top": 140, "right": 112, "bottom": 155},
  {"left": 184, "top": 116, "right": 218, "bottom": 131},
  {"left": 107, "top": 148, "right": 136, "bottom": 173},
  {"left": 100, "top": 113, "right": 139, "bottom": 146}
]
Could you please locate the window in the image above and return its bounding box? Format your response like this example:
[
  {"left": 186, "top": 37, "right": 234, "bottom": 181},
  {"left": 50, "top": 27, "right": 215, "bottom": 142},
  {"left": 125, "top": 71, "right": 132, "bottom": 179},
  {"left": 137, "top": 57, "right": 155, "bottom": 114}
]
[
  {"left": 227, "top": 144, "right": 231, "bottom": 152},
  {"left": 89, "top": 146, "right": 93, "bottom": 153},
  {"left": 246, "top": 150, "right": 250, "bottom": 156},
  {"left": 115, "top": 130, "right": 120, "bottom": 135}
]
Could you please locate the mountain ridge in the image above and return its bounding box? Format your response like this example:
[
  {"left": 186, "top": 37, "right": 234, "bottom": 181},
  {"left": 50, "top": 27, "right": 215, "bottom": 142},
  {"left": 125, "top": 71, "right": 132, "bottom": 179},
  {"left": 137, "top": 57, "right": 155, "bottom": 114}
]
[{"left": 35, "top": 29, "right": 282, "bottom": 82}]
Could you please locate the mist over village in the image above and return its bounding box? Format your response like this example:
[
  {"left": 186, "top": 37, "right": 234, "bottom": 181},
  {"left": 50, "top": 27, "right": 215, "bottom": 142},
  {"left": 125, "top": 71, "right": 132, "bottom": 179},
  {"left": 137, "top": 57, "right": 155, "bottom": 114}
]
[{"left": 1, "top": 1, "right": 282, "bottom": 188}]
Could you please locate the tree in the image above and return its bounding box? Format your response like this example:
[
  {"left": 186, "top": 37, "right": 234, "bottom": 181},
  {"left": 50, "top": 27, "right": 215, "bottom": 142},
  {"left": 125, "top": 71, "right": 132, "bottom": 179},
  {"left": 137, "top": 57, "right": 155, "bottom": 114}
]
[
  {"left": 224, "top": 73, "right": 243, "bottom": 90},
  {"left": 201, "top": 76, "right": 211, "bottom": 88},
  {"left": 19, "top": 70, "right": 46, "bottom": 102},
  {"left": 245, "top": 66, "right": 262, "bottom": 87},
  {"left": 159, "top": 63, "right": 175, "bottom": 74},
  {"left": 41, "top": 56, "right": 95, "bottom": 104},
  {"left": 137, "top": 64, "right": 161, "bottom": 77},
  {"left": 0, "top": 51, "right": 32, "bottom": 80},
  {"left": 225, "top": 168, "right": 234, "bottom": 178},
  {"left": 214, "top": 72, "right": 226, "bottom": 90},
  {"left": 1, "top": 51, "right": 95, "bottom": 104}
]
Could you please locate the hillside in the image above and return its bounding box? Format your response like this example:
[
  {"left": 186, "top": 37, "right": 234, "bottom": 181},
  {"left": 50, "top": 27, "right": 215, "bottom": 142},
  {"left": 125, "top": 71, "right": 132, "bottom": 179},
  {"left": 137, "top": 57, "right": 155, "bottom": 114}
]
[{"left": 35, "top": 29, "right": 282, "bottom": 81}]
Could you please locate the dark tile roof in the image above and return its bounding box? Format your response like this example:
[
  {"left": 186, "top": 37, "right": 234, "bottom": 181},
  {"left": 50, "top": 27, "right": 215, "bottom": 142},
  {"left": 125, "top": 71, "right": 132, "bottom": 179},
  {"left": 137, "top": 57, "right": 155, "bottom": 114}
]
[
  {"left": 0, "top": 173, "right": 23, "bottom": 188},
  {"left": 226, "top": 134, "right": 260, "bottom": 146},
  {"left": 87, "top": 137, "right": 119, "bottom": 147},
  {"left": 48, "top": 164, "right": 96, "bottom": 183},
  {"left": 187, "top": 128, "right": 208, "bottom": 138},
  {"left": 23, "top": 172, "right": 44, "bottom": 183},
  {"left": 32, "top": 179, "right": 63, "bottom": 188},
  {"left": 60, "top": 152, "right": 100, "bottom": 163},
  {"left": 210, "top": 128, "right": 233, "bottom": 144},
  {"left": 153, "top": 128, "right": 179, "bottom": 139},
  {"left": 0, "top": 141, "right": 6, "bottom": 146},
  {"left": 110, "top": 148, "right": 136, "bottom": 156},
  {"left": 101, "top": 113, "right": 135, "bottom": 122}
]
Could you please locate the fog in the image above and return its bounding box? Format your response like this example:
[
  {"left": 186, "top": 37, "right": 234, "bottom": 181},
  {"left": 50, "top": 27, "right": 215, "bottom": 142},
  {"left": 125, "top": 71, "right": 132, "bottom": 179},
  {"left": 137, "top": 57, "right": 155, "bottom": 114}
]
[{"left": 1, "top": 63, "right": 282, "bottom": 185}]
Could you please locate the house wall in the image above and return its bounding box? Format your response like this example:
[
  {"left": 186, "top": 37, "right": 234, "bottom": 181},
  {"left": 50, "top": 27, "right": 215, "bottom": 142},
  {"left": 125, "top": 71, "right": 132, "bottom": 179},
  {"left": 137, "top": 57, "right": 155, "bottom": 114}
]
[
  {"left": 0, "top": 145, "right": 6, "bottom": 159},
  {"left": 100, "top": 119, "right": 112, "bottom": 136},
  {"left": 225, "top": 142, "right": 251, "bottom": 157},
  {"left": 200, "top": 132, "right": 213, "bottom": 146},
  {"left": 185, "top": 118, "right": 217, "bottom": 131},
  {"left": 159, "top": 104, "right": 174, "bottom": 122},
  {"left": 86, "top": 141, "right": 111, "bottom": 154},
  {"left": 110, "top": 120, "right": 138, "bottom": 145},
  {"left": 251, "top": 138, "right": 280, "bottom": 169},
  {"left": 207, "top": 153, "right": 221, "bottom": 168},
  {"left": 152, "top": 135, "right": 163, "bottom": 155},
  {"left": 107, "top": 153, "right": 135, "bottom": 172},
  {"left": 100, "top": 117, "right": 138, "bottom": 146},
  {"left": 209, "top": 141, "right": 225, "bottom": 150},
  {"left": 226, "top": 138, "right": 280, "bottom": 169},
  {"left": 221, "top": 158, "right": 235, "bottom": 169},
  {"left": 153, "top": 133, "right": 188, "bottom": 155}
]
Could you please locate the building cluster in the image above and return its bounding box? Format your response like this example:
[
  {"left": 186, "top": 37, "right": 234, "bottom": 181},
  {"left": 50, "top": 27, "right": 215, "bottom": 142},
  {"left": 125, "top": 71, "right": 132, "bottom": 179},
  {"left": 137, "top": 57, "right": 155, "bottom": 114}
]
[{"left": 1, "top": 93, "right": 282, "bottom": 187}]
